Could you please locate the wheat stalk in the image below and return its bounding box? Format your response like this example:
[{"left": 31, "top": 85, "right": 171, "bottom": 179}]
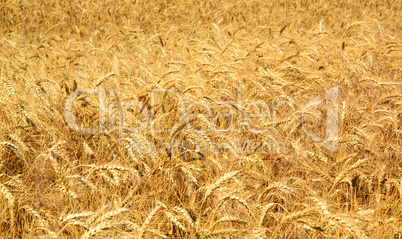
[
  {"left": 0, "top": 183, "right": 15, "bottom": 229},
  {"left": 203, "top": 171, "right": 240, "bottom": 200},
  {"left": 138, "top": 202, "right": 167, "bottom": 239}
]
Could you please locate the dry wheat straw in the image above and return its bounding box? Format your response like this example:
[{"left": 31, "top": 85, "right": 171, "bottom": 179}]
[
  {"left": 210, "top": 216, "right": 247, "bottom": 231},
  {"left": 138, "top": 202, "right": 167, "bottom": 239},
  {"left": 165, "top": 211, "right": 188, "bottom": 233},
  {"left": 330, "top": 158, "right": 367, "bottom": 194},
  {"left": 259, "top": 203, "right": 284, "bottom": 226},
  {"left": 1, "top": 0, "right": 401, "bottom": 238},
  {"left": 203, "top": 171, "right": 240, "bottom": 200},
  {"left": 0, "top": 183, "right": 15, "bottom": 228},
  {"left": 0, "top": 141, "right": 28, "bottom": 167},
  {"left": 61, "top": 212, "right": 94, "bottom": 224},
  {"left": 212, "top": 195, "right": 255, "bottom": 219}
]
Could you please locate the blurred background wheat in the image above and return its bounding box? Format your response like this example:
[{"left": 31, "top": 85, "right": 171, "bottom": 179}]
[{"left": 0, "top": 0, "right": 401, "bottom": 238}]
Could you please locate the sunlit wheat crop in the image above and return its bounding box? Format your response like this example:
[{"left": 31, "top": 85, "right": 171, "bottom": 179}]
[{"left": 0, "top": 0, "right": 401, "bottom": 238}]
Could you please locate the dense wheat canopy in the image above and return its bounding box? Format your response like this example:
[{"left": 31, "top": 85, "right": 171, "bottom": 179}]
[{"left": 0, "top": 0, "right": 401, "bottom": 238}]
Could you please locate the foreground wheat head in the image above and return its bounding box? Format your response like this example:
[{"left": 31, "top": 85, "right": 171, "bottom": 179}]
[{"left": 0, "top": 0, "right": 401, "bottom": 238}]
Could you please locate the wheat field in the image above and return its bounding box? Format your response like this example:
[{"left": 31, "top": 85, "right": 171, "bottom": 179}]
[{"left": 0, "top": 0, "right": 401, "bottom": 238}]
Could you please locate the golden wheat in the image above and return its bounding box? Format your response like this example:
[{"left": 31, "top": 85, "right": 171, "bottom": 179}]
[{"left": 0, "top": 0, "right": 401, "bottom": 238}]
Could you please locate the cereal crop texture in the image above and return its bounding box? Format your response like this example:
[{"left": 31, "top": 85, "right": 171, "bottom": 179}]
[{"left": 0, "top": 0, "right": 401, "bottom": 238}]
